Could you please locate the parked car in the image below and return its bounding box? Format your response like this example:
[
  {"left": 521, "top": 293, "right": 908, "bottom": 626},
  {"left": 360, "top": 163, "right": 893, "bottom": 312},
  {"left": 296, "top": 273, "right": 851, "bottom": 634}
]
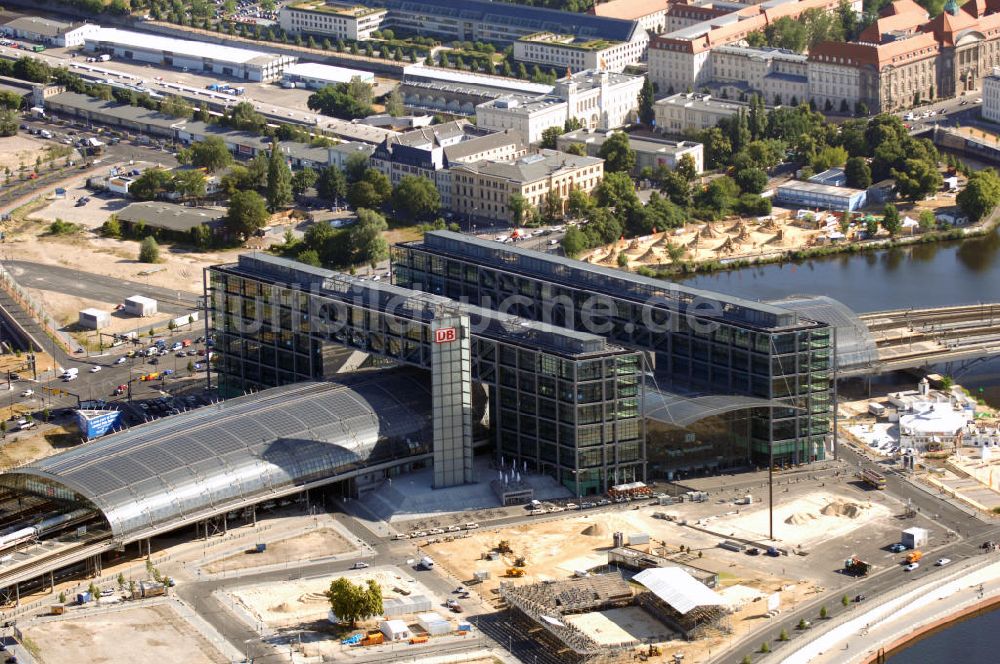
[
  {"left": 114, "top": 357, "right": 127, "bottom": 365},
  {"left": 351, "top": 562, "right": 370, "bottom": 569},
  {"left": 904, "top": 562, "right": 920, "bottom": 571},
  {"left": 889, "top": 543, "right": 907, "bottom": 553},
  {"left": 89, "top": 366, "right": 101, "bottom": 373},
  {"left": 935, "top": 558, "right": 951, "bottom": 566},
  {"left": 19, "top": 389, "right": 32, "bottom": 397}
]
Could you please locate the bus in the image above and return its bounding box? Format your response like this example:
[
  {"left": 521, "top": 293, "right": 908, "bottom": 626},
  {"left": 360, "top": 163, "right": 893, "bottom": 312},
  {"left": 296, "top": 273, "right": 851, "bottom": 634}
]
[{"left": 859, "top": 468, "right": 886, "bottom": 490}]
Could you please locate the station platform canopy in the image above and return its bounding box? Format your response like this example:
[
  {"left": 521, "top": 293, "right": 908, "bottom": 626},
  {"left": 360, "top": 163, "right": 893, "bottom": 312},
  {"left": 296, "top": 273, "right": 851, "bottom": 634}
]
[{"left": 0, "top": 370, "right": 432, "bottom": 543}]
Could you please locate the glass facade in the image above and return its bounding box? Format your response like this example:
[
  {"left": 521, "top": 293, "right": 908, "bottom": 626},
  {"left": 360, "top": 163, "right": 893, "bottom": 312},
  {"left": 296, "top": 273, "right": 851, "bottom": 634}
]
[
  {"left": 207, "top": 256, "right": 645, "bottom": 496},
  {"left": 392, "top": 232, "right": 833, "bottom": 471}
]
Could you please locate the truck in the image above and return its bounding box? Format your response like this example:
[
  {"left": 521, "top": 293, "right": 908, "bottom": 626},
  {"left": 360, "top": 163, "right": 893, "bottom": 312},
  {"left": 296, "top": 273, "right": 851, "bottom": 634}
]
[
  {"left": 418, "top": 556, "right": 434, "bottom": 570},
  {"left": 906, "top": 550, "right": 923, "bottom": 564},
  {"left": 76, "top": 591, "right": 92, "bottom": 604},
  {"left": 859, "top": 468, "right": 887, "bottom": 490},
  {"left": 61, "top": 367, "right": 79, "bottom": 379},
  {"left": 844, "top": 556, "right": 872, "bottom": 576},
  {"left": 98, "top": 54, "right": 111, "bottom": 62}
]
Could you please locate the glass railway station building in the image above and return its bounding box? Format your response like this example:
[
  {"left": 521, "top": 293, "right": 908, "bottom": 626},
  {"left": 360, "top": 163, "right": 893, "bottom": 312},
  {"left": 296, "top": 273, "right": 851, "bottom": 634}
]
[{"left": 207, "top": 232, "right": 837, "bottom": 496}]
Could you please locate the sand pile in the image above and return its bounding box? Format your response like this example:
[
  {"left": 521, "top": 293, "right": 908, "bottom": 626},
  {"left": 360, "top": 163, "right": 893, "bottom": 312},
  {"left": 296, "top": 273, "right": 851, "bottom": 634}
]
[
  {"left": 784, "top": 512, "right": 818, "bottom": 525},
  {"left": 272, "top": 602, "right": 297, "bottom": 613},
  {"left": 581, "top": 523, "right": 609, "bottom": 537},
  {"left": 821, "top": 500, "right": 864, "bottom": 518}
]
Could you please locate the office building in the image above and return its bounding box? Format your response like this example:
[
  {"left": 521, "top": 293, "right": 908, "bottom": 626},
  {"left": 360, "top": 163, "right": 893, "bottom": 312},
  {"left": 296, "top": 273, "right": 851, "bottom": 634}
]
[
  {"left": 399, "top": 65, "right": 552, "bottom": 116},
  {"left": 450, "top": 150, "right": 603, "bottom": 224},
  {"left": 775, "top": 180, "right": 868, "bottom": 212},
  {"left": 368, "top": 0, "right": 642, "bottom": 47},
  {"left": 2, "top": 17, "right": 99, "bottom": 47},
  {"left": 477, "top": 69, "right": 643, "bottom": 144},
  {"left": 589, "top": 0, "right": 670, "bottom": 34},
  {"left": 653, "top": 92, "right": 751, "bottom": 134},
  {"left": 710, "top": 45, "right": 808, "bottom": 105},
  {"left": 370, "top": 121, "right": 525, "bottom": 210},
  {"left": 513, "top": 31, "right": 648, "bottom": 74},
  {"left": 207, "top": 253, "right": 645, "bottom": 495},
  {"left": 393, "top": 231, "right": 834, "bottom": 473},
  {"left": 557, "top": 129, "right": 704, "bottom": 175},
  {"left": 83, "top": 28, "right": 295, "bottom": 82},
  {"left": 648, "top": 0, "right": 860, "bottom": 94},
  {"left": 984, "top": 66, "right": 1000, "bottom": 123},
  {"left": 278, "top": 1, "right": 387, "bottom": 40}
]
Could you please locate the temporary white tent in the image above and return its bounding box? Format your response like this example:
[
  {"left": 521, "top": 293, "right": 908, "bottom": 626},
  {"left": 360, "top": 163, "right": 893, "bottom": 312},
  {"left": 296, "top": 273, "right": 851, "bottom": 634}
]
[
  {"left": 417, "top": 612, "right": 451, "bottom": 636},
  {"left": 379, "top": 619, "right": 411, "bottom": 641},
  {"left": 633, "top": 567, "right": 723, "bottom": 615}
]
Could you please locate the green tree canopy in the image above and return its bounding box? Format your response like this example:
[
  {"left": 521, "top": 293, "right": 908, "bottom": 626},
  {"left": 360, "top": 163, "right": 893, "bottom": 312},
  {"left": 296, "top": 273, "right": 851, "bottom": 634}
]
[
  {"left": 307, "top": 77, "right": 375, "bottom": 119},
  {"left": 291, "top": 167, "right": 318, "bottom": 197},
  {"left": 186, "top": 136, "right": 233, "bottom": 172},
  {"left": 844, "top": 156, "right": 872, "bottom": 189},
  {"left": 129, "top": 168, "right": 174, "bottom": 201},
  {"left": 881, "top": 203, "right": 901, "bottom": 237},
  {"left": 891, "top": 158, "right": 942, "bottom": 200},
  {"left": 266, "top": 142, "right": 293, "bottom": 211},
  {"left": 327, "top": 578, "right": 383, "bottom": 627},
  {"left": 539, "top": 126, "right": 562, "bottom": 150},
  {"left": 638, "top": 77, "right": 655, "bottom": 126},
  {"left": 227, "top": 101, "right": 265, "bottom": 132},
  {"left": 597, "top": 132, "right": 637, "bottom": 174},
  {"left": 226, "top": 190, "right": 269, "bottom": 238},
  {"left": 317, "top": 166, "right": 348, "bottom": 201},
  {"left": 160, "top": 95, "right": 194, "bottom": 119},
  {"left": 957, "top": 169, "right": 1000, "bottom": 221},
  {"left": 348, "top": 208, "right": 389, "bottom": 266},
  {"left": 138, "top": 236, "right": 160, "bottom": 263},
  {"left": 347, "top": 168, "right": 391, "bottom": 209},
  {"left": 391, "top": 175, "right": 440, "bottom": 222}
]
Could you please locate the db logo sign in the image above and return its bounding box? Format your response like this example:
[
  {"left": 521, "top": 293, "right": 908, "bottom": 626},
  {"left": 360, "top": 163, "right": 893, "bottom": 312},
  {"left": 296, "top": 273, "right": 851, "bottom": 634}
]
[{"left": 434, "top": 327, "right": 457, "bottom": 344}]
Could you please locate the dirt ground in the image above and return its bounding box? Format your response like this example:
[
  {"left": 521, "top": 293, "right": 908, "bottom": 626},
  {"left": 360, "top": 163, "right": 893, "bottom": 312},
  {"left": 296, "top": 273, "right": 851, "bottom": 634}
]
[
  {"left": 565, "top": 606, "right": 677, "bottom": 645},
  {"left": 230, "top": 568, "right": 428, "bottom": 629},
  {"left": 0, "top": 423, "right": 77, "bottom": 471},
  {"left": 30, "top": 182, "right": 132, "bottom": 228},
  {"left": 203, "top": 527, "right": 357, "bottom": 573},
  {"left": 0, "top": 135, "right": 52, "bottom": 173},
  {"left": 24, "top": 603, "right": 229, "bottom": 664}
]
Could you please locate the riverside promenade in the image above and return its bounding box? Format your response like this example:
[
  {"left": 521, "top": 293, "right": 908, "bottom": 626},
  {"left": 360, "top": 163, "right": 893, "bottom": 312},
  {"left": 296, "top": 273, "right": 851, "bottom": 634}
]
[{"left": 769, "top": 558, "right": 1000, "bottom": 664}]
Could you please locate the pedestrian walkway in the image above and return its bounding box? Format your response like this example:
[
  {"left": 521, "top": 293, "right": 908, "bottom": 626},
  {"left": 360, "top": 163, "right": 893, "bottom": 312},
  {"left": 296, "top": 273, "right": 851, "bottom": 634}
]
[{"left": 772, "top": 558, "right": 1000, "bottom": 664}]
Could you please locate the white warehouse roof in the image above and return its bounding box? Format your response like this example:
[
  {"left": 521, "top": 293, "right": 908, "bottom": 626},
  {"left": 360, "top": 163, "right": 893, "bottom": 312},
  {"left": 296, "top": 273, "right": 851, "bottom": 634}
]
[
  {"left": 403, "top": 64, "right": 553, "bottom": 95},
  {"left": 283, "top": 62, "right": 374, "bottom": 84},
  {"left": 125, "top": 295, "right": 157, "bottom": 306},
  {"left": 899, "top": 403, "right": 967, "bottom": 435},
  {"left": 88, "top": 28, "right": 286, "bottom": 65},
  {"left": 634, "top": 568, "right": 722, "bottom": 615}
]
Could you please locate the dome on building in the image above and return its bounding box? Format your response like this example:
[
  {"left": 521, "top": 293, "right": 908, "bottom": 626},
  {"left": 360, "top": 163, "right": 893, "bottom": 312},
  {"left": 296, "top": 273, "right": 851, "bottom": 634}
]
[{"left": 899, "top": 402, "right": 967, "bottom": 436}]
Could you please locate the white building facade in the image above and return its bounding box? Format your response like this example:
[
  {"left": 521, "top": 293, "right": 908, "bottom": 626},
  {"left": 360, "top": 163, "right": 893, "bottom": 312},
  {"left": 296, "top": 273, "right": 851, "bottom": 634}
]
[
  {"left": 278, "top": 1, "right": 387, "bottom": 40},
  {"left": 984, "top": 67, "right": 1000, "bottom": 124},
  {"left": 513, "top": 31, "right": 649, "bottom": 73}
]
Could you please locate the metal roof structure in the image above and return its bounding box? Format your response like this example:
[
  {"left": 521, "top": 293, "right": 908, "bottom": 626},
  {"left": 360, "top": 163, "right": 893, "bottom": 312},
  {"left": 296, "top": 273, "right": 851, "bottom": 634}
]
[
  {"left": 767, "top": 295, "right": 877, "bottom": 372},
  {"left": 633, "top": 568, "right": 723, "bottom": 615},
  {"left": 1, "top": 372, "right": 432, "bottom": 542},
  {"left": 419, "top": 232, "right": 807, "bottom": 329},
  {"left": 87, "top": 28, "right": 288, "bottom": 66},
  {"left": 642, "top": 386, "right": 786, "bottom": 428},
  {"left": 233, "top": 253, "right": 620, "bottom": 357},
  {"left": 374, "top": 0, "right": 641, "bottom": 42}
]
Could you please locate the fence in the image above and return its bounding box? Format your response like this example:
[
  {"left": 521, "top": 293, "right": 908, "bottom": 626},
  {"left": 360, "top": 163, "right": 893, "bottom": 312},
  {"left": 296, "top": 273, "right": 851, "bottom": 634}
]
[{"left": 0, "top": 260, "right": 79, "bottom": 355}]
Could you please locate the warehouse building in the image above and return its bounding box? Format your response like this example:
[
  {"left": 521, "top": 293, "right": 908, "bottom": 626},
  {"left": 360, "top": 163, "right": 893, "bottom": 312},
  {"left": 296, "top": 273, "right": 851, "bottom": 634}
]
[
  {"left": 83, "top": 28, "right": 295, "bottom": 82},
  {"left": 399, "top": 64, "right": 551, "bottom": 117},
  {"left": 281, "top": 62, "right": 375, "bottom": 89},
  {"left": 116, "top": 202, "right": 226, "bottom": 242},
  {"left": 1, "top": 17, "right": 99, "bottom": 47},
  {"left": 775, "top": 180, "right": 868, "bottom": 212}
]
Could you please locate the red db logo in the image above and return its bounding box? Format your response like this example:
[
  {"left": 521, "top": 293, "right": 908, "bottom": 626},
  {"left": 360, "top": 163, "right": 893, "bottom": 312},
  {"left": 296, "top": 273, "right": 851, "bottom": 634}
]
[{"left": 434, "top": 327, "right": 457, "bottom": 344}]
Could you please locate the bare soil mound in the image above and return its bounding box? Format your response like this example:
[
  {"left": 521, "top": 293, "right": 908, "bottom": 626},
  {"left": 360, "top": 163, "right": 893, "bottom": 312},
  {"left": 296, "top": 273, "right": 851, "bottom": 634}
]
[
  {"left": 821, "top": 500, "right": 864, "bottom": 518},
  {"left": 581, "top": 523, "right": 609, "bottom": 537}
]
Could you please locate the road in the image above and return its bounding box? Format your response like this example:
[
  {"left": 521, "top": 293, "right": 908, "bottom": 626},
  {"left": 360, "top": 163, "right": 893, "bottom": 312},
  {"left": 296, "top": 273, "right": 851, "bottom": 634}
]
[
  {"left": 1, "top": 260, "right": 198, "bottom": 315},
  {"left": 709, "top": 443, "right": 998, "bottom": 664}
]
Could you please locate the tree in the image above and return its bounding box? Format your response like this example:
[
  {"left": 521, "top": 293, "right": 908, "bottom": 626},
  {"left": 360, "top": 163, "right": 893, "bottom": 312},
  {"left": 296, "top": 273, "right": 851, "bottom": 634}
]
[
  {"left": 327, "top": 577, "right": 383, "bottom": 626},
  {"left": 317, "top": 166, "right": 347, "bottom": 201},
  {"left": 344, "top": 152, "right": 369, "bottom": 182},
  {"left": 760, "top": 642, "right": 771, "bottom": 653},
  {"left": 892, "top": 159, "right": 942, "bottom": 200},
  {"left": 138, "top": 236, "right": 160, "bottom": 263},
  {"left": 187, "top": 136, "right": 233, "bottom": 172},
  {"left": 307, "top": 77, "right": 374, "bottom": 119},
  {"left": 918, "top": 208, "right": 937, "bottom": 231},
  {"left": 841, "top": 594, "right": 850, "bottom": 607},
  {"left": 297, "top": 248, "right": 321, "bottom": 266},
  {"left": 291, "top": 167, "right": 318, "bottom": 197},
  {"left": 676, "top": 153, "right": 698, "bottom": 182},
  {"left": 348, "top": 169, "right": 391, "bottom": 209},
  {"left": 129, "top": 168, "right": 173, "bottom": 201},
  {"left": 566, "top": 142, "right": 587, "bottom": 156},
  {"left": 391, "top": 175, "right": 440, "bottom": 222},
  {"left": 566, "top": 187, "right": 593, "bottom": 219},
  {"left": 734, "top": 167, "right": 768, "bottom": 194},
  {"left": 779, "top": 628, "right": 789, "bottom": 641},
  {"left": 638, "top": 76, "right": 655, "bottom": 126},
  {"left": 540, "top": 126, "right": 562, "bottom": 150},
  {"left": 810, "top": 145, "right": 848, "bottom": 172},
  {"left": 844, "top": 156, "right": 872, "bottom": 189},
  {"left": 0, "top": 108, "right": 17, "bottom": 137},
  {"left": 101, "top": 216, "right": 122, "bottom": 238},
  {"left": 266, "top": 142, "right": 293, "bottom": 211},
  {"left": 819, "top": 605, "right": 829, "bottom": 619},
  {"left": 172, "top": 169, "right": 207, "bottom": 200},
  {"left": 508, "top": 193, "right": 530, "bottom": 226},
  {"left": 227, "top": 101, "right": 265, "bottom": 132},
  {"left": 385, "top": 87, "right": 405, "bottom": 117},
  {"left": 543, "top": 189, "right": 562, "bottom": 222},
  {"left": 865, "top": 215, "right": 879, "bottom": 238},
  {"left": 957, "top": 169, "right": 1000, "bottom": 221},
  {"left": 561, "top": 225, "right": 587, "bottom": 257},
  {"left": 160, "top": 95, "right": 194, "bottom": 119},
  {"left": 881, "top": 203, "right": 901, "bottom": 237},
  {"left": 226, "top": 190, "right": 269, "bottom": 238},
  {"left": 349, "top": 208, "right": 389, "bottom": 266},
  {"left": 594, "top": 171, "right": 640, "bottom": 218},
  {"left": 597, "top": 132, "right": 636, "bottom": 174}
]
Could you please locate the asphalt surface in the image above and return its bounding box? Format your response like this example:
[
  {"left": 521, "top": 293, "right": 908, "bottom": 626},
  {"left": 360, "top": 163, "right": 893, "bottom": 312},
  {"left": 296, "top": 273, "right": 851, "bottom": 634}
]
[
  {"left": 711, "top": 444, "right": 1000, "bottom": 664},
  {"left": 2, "top": 260, "right": 198, "bottom": 315}
]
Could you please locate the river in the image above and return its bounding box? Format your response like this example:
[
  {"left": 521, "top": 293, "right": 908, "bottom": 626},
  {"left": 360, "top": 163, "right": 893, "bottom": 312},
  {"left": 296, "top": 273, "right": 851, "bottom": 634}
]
[
  {"left": 679, "top": 229, "right": 1000, "bottom": 405},
  {"left": 679, "top": 230, "right": 1000, "bottom": 653},
  {"left": 884, "top": 603, "right": 1000, "bottom": 662}
]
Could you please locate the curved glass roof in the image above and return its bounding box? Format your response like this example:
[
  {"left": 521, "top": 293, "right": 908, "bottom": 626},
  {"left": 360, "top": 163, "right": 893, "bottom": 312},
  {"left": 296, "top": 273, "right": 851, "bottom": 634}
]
[
  {"left": 4, "top": 371, "right": 431, "bottom": 542},
  {"left": 768, "top": 295, "right": 878, "bottom": 371}
]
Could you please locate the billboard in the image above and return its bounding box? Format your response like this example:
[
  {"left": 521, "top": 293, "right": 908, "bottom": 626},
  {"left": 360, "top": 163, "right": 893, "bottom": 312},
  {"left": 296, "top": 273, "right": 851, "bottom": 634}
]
[{"left": 76, "top": 409, "right": 123, "bottom": 440}]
